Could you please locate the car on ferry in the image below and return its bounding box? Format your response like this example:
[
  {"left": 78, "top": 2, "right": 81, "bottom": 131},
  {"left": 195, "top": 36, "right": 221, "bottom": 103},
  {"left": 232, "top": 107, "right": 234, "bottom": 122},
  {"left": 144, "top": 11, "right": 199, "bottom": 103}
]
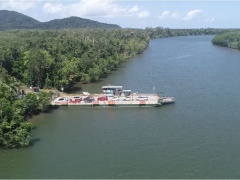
[
  {"left": 83, "top": 95, "right": 95, "bottom": 102},
  {"left": 68, "top": 96, "right": 82, "bottom": 103},
  {"left": 51, "top": 97, "right": 68, "bottom": 105},
  {"left": 123, "top": 96, "right": 132, "bottom": 101},
  {"left": 136, "top": 96, "right": 148, "bottom": 101},
  {"left": 111, "top": 96, "right": 119, "bottom": 101},
  {"left": 97, "top": 96, "right": 108, "bottom": 101},
  {"left": 70, "top": 96, "right": 82, "bottom": 100}
]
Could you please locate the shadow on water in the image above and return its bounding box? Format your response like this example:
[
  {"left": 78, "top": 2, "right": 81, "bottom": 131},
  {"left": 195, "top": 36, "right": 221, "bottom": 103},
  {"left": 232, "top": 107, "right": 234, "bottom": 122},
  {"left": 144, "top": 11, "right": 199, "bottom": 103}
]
[
  {"left": 65, "top": 85, "right": 83, "bottom": 93},
  {"left": 29, "top": 138, "right": 41, "bottom": 147},
  {"left": 46, "top": 106, "right": 59, "bottom": 112}
]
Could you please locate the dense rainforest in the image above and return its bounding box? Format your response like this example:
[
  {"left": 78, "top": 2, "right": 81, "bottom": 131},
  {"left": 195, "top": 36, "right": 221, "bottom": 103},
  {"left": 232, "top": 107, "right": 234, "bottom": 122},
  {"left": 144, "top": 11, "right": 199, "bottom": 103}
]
[
  {"left": 0, "top": 13, "right": 238, "bottom": 148},
  {"left": 212, "top": 31, "right": 240, "bottom": 49},
  {"left": 0, "top": 29, "right": 150, "bottom": 90}
]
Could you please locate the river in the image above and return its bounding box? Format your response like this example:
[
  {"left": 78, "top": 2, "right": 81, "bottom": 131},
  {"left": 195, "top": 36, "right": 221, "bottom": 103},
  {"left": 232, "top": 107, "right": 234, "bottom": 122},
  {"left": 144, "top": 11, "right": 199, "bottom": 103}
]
[{"left": 1, "top": 35, "right": 240, "bottom": 178}]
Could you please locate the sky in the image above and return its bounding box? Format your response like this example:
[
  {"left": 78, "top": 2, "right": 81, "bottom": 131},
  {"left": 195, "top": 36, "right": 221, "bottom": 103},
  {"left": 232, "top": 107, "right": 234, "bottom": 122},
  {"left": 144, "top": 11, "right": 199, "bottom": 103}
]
[{"left": 0, "top": 0, "right": 239, "bottom": 29}]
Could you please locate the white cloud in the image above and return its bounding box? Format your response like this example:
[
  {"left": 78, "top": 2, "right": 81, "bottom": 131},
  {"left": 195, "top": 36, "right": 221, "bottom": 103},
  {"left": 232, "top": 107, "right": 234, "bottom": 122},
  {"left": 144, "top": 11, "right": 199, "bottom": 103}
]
[
  {"left": 128, "top": 5, "right": 149, "bottom": 18},
  {"left": 183, "top": 9, "right": 202, "bottom": 20},
  {"left": 0, "top": 0, "right": 38, "bottom": 11},
  {"left": 158, "top": 9, "right": 202, "bottom": 20},
  {"left": 137, "top": 10, "right": 150, "bottom": 18},
  {"left": 171, "top": 12, "right": 180, "bottom": 20},
  {"left": 129, "top": 5, "right": 140, "bottom": 13},
  {"left": 43, "top": 0, "right": 150, "bottom": 19},
  {"left": 158, "top": 11, "right": 170, "bottom": 20}
]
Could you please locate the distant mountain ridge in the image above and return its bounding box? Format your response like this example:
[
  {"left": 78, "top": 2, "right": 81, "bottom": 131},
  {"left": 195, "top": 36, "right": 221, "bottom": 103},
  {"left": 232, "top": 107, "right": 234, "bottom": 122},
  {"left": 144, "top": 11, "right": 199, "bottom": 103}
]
[
  {"left": 0, "top": 10, "right": 121, "bottom": 30},
  {"left": 0, "top": 10, "right": 40, "bottom": 30}
]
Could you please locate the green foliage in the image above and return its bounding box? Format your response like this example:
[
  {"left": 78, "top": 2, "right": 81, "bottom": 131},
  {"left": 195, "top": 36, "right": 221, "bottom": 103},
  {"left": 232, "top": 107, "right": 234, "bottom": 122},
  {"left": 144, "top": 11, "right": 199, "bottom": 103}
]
[
  {"left": 0, "top": 29, "right": 150, "bottom": 91},
  {"left": 144, "top": 27, "right": 238, "bottom": 39},
  {"left": 81, "top": 73, "right": 90, "bottom": 84},
  {"left": 0, "top": 79, "right": 34, "bottom": 148},
  {"left": 0, "top": 68, "right": 52, "bottom": 148},
  {"left": 212, "top": 31, "right": 240, "bottom": 49},
  {"left": 0, "top": 98, "right": 13, "bottom": 121},
  {"left": 1, "top": 28, "right": 237, "bottom": 91},
  {"left": 0, "top": 119, "right": 33, "bottom": 148},
  {"left": 0, "top": 10, "right": 40, "bottom": 31},
  {"left": 44, "top": 73, "right": 52, "bottom": 89},
  {"left": 24, "top": 49, "right": 54, "bottom": 87},
  {"left": 37, "top": 92, "right": 51, "bottom": 112},
  {"left": 23, "top": 93, "right": 38, "bottom": 116},
  {"left": 88, "top": 65, "right": 101, "bottom": 82}
]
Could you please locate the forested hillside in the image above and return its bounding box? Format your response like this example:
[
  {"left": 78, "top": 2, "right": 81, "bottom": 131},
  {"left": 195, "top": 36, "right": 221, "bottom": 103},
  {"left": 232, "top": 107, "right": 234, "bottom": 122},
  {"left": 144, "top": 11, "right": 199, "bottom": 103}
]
[
  {"left": 37, "top": 16, "right": 120, "bottom": 29},
  {"left": 0, "top": 10, "right": 40, "bottom": 30},
  {"left": 212, "top": 31, "right": 240, "bottom": 49},
  {"left": 0, "top": 10, "right": 121, "bottom": 30}
]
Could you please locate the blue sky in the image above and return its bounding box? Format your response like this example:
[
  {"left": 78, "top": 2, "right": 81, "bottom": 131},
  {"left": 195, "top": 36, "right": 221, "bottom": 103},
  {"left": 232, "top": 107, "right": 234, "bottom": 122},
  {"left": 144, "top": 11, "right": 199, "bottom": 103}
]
[{"left": 0, "top": 0, "right": 239, "bottom": 29}]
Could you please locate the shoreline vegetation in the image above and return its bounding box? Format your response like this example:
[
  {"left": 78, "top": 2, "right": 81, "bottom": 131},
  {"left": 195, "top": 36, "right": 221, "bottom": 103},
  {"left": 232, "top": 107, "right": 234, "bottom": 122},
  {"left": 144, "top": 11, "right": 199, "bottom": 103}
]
[
  {"left": 212, "top": 31, "right": 240, "bottom": 50},
  {"left": 0, "top": 69, "right": 53, "bottom": 148},
  {"left": 0, "top": 27, "right": 239, "bottom": 148}
]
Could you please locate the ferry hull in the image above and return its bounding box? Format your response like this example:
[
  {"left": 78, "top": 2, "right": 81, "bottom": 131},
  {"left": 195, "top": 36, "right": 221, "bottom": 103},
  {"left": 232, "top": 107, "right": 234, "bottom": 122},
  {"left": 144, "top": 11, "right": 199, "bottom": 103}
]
[{"left": 53, "top": 100, "right": 161, "bottom": 107}]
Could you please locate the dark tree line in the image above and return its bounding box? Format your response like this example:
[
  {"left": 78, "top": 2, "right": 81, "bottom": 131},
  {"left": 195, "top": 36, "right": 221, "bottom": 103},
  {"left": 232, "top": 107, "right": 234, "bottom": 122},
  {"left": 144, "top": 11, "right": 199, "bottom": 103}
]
[
  {"left": 144, "top": 27, "right": 238, "bottom": 39},
  {"left": 212, "top": 31, "right": 240, "bottom": 49}
]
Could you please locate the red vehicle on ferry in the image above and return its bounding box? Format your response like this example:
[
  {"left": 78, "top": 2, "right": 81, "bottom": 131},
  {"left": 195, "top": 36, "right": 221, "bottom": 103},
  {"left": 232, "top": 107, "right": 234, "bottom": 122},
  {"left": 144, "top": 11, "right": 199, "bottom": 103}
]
[{"left": 97, "top": 96, "right": 108, "bottom": 101}]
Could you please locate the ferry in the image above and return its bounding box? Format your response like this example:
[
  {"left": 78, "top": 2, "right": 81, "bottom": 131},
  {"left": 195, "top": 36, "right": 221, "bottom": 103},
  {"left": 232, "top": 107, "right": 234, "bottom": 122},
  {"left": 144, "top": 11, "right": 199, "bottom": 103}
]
[{"left": 51, "top": 85, "right": 175, "bottom": 107}]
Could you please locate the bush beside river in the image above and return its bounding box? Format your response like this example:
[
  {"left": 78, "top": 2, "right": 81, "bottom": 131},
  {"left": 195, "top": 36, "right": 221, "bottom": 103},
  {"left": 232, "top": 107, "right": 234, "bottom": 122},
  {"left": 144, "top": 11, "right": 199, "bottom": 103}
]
[
  {"left": 212, "top": 31, "right": 240, "bottom": 49},
  {"left": 0, "top": 67, "right": 53, "bottom": 148}
]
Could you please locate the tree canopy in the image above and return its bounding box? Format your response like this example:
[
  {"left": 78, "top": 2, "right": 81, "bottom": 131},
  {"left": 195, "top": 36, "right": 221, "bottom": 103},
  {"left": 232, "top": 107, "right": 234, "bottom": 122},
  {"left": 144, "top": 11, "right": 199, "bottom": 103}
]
[
  {"left": 0, "top": 29, "right": 150, "bottom": 90},
  {"left": 212, "top": 31, "right": 240, "bottom": 49}
]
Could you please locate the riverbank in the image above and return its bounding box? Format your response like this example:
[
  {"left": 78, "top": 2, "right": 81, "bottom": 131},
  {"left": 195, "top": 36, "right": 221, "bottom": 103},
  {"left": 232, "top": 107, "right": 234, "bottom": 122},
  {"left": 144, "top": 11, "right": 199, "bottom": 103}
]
[{"left": 212, "top": 30, "right": 240, "bottom": 50}]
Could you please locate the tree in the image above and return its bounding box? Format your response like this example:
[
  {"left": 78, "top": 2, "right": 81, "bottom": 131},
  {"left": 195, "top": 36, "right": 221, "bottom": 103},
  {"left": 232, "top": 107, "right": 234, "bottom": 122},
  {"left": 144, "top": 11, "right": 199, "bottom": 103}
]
[
  {"left": 38, "top": 92, "right": 51, "bottom": 112},
  {"left": 88, "top": 65, "right": 101, "bottom": 82},
  {"left": 24, "top": 49, "right": 53, "bottom": 87}
]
